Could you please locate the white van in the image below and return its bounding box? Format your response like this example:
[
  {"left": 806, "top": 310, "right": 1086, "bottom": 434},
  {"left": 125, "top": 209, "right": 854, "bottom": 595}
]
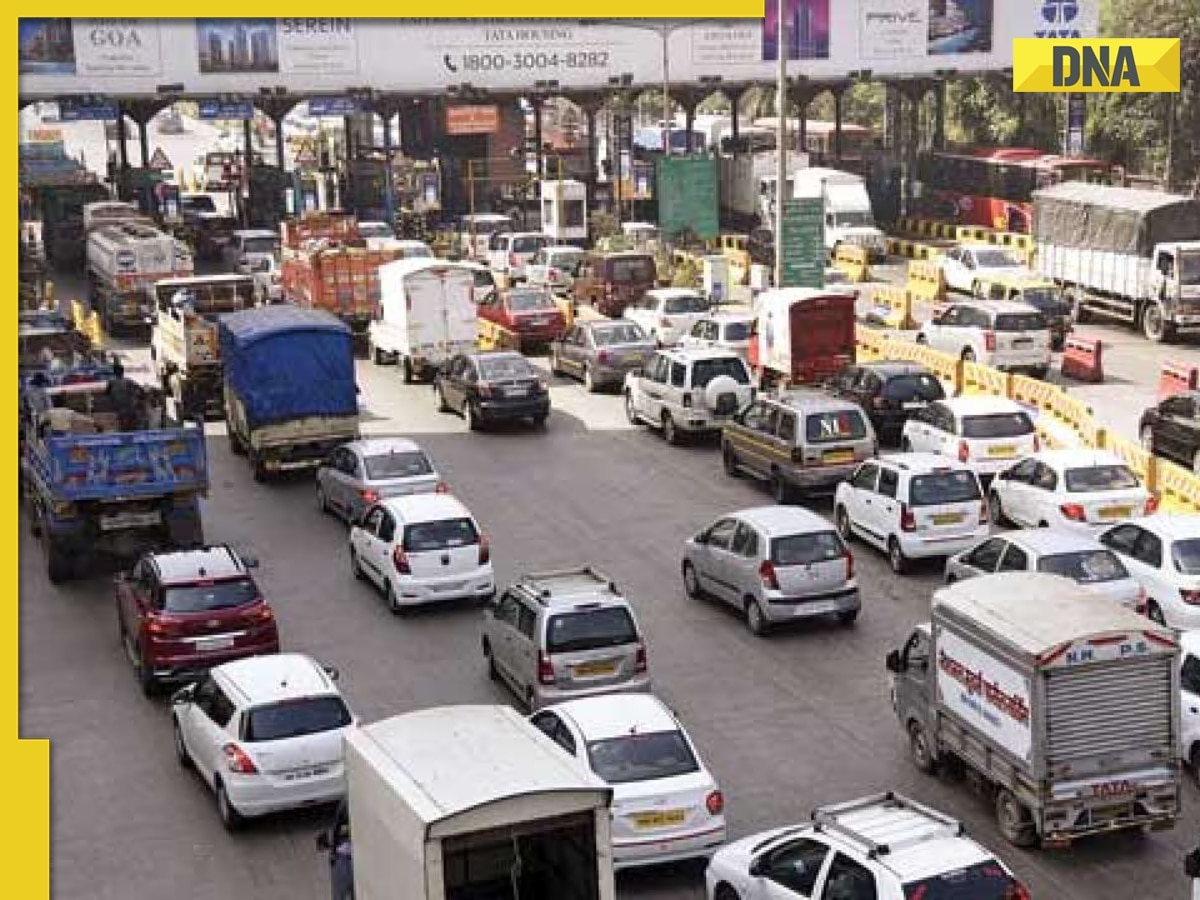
[{"left": 458, "top": 213, "right": 512, "bottom": 261}]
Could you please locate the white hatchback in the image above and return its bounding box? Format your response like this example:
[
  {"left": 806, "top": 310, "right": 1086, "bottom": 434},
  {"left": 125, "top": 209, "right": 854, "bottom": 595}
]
[
  {"left": 901, "top": 396, "right": 1039, "bottom": 478},
  {"left": 1099, "top": 514, "right": 1200, "bottom": 630},
  {"left": 626, "top": 288, "right": 713, "bottom": 347},
  {"left": 991, "top": 450, "right": 1155, "bottom": 534},
  {"left": 348, "top": 493, "right": 495, "bottom": 612},
  {"left": 530, "top": 693, "right": 726, "bottom": 870},
  {"left": 171, "top": 653, "right": 354, "bottom": 830}
]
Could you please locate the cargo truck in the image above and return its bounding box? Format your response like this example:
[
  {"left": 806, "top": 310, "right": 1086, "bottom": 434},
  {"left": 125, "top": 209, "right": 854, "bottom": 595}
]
[
  {"left": 748, "top": 288, "right": 857, "bottom": 389},
  {"left": 334, "top": 704, "right": 615, "bottom": 900},
  {"left": 220, "top": 306, "right": 360, "bottom": 483},
  {"left": 1033, "top": 183, "right": 1200, "bottom": 343},
  {"left": 887, "top": 572, "right": 1180, "bottom": 848},
  {"left": 32, "top": 181, "right": 110, "bottom": 270},
  {"left": 792, "top": 167, "right": 887, "bottom": 261},
  {"left": 369, "top": 259, "right": 478, "bottom": 383}
]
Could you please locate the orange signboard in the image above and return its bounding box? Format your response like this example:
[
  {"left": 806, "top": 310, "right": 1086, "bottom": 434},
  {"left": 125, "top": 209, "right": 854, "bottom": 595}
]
[{"left": 445, "top": 105, "right": 500, "bottom": 136}]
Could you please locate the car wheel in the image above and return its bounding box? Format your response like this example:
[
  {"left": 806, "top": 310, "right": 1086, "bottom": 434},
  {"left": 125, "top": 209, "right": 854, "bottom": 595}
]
[
  {"left": 624, "top": 392, "right": 642, "bottom": 426},
  {"left": 1030, "top": 365, "right": 1050, "bottom": 380},
  {"left": 316, "top": 483, "right": 331, "bottom": 516},
  {"left": 435, "top": 383, "right": 451, "bottom": 413},
  {"left": 173, "top": 716, "right": 193, "bottom": 770},
  {"left": 403, "top": 357, "right": 415, "bottom": 384},
  {"left": 989, "top": 491, "right": 1007, "bottom": 527},
  {"left": 835, "top": 505, "right": 855, "bottom": 542},
  {"left": 1190, "top": 745, "right": 1200, "bottom": 789},
  {"left": 584, "top": 365, "right": 598, "bottom": 393},
  {"left": 662, "top": 413, "right": 680, "bottom": 445},
  {"left": 745, "top": 597, "right": 769, "bottom": 637},
  {"left": 350, "top": 547, "right": 364, "bottom": 582},
  {"left": 915, "top": 334, "right": 927, "bottom": 345},
  {"left": 216, "top": 779, "right": 244, "bottom": 832},
  {"left": 1140, "top": 426, "right": 1156, "bottom": 454},
  {"left": 901, "top": 437, "right": 913, "bottom": 452},
  {"left": 1147, "top": 600, "right": 1166, "bottom": 626},
  {"left": 227, "top": 425, "right": 246, "bottom": 456},
  {"left": 532, "top": 414, "right": 549, "bottom": 430},
  {"left": 714, "top": 886, "right": 741, "bottom": 900},
  {"left": 771, "top": 473, "right": 793, "bottom": 505},
  {"left": 466, "top": 402, "right": 482, "bottom": 432},
  {"left": 909, "top": 720, "right": 936, "bottom": 774},
  {"left": 682, "top": 562, "right": 703, "bottom": 599},
  {"left": 1038, "top": 520, "right": 1049, "bottom": 529},
  {"left": 249, "top": 450, "right": 268, "bottom": 484},
  {"left": 371, "top": 343, "right": 386, "bottom": 366},
  {"left": 1142, "top": 303, "right": 1171, "bottom": 343},
  {"left": 385, "top": 581, "right": 402, "bottom": 615},
  {"left": 837, "top": 608, "right": 858, "bottom": 626},
  {"left": 888, "top": 537, "right": 908, "bottom": 575},
  {"left": 722, "top": 443, "right": 740, "bottom": 477},
  {"left": 961, "top": 347, "right": 977, "bottom": 364},
  {"left": 946, "top": 573, "right": 958, "bottom": 585},
  {"left": 482, "top": 639, "right": 500, "bottom": 681},
  {"left": 549, "top": 350, "right": 563, "bottom": 377},
  {"left": 995, "top": 789, "right": 1038, "bottom": 847}
]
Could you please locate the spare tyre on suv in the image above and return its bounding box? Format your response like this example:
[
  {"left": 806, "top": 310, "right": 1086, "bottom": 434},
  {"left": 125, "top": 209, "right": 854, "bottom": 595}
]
[{"left": 624, "top": 347, "right": 755, "bottom": 445}]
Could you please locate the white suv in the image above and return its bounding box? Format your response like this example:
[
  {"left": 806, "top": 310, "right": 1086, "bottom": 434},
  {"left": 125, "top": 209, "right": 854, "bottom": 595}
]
[
  {"left": 706, "top": 792, "right": 1028, "bottom": 900},
  {"left": 917, "top": 300, "right": 1051, "bottom": 376},
  {"left": 901, "top": 396, "right": 1039, "bottom": 479},
  {"left": 625, "top": 287, "right": 713, "bottom": 347},
  {"left": 625, "top": 347, "right": 754, "bottom": 444},
  {"left": 834, "top": 454, "right": 988, "bottom": 574}
]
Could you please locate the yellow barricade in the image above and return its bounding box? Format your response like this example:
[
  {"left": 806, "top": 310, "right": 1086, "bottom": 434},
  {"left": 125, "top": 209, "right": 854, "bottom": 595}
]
[
  {"left": 71, "top": 298, "right": 87, "bottom": 331},
  {"left": 832, "top": 244, "right": 870, "bottom": 283},
  {"left": 1103, "top": 432, "right": 1154, "bottom": 487},
  {"left": 724, "top": 248, "right": 752, "bottom": 286},
  {"left": 961, "top": 361, "right": 1011, "bottom": 398},
  {"left": 906, "top": 260, "right": 946, "bottom": 303},
  {"left": 85, "top": 311, "right": 102, "bottom": 347},
  {"left": 476, "top": 318, "right": 520, "bottom": 352},
  {"left": 886, "top": 237, "right": 945, "bottom": 261},
  {"left": 876, "top": 335, "right": 961, "bottom": 388},
  {"left": 1155, "top": 459, "right": 1200, "bottom": 513},
  {"left": 854, "top": 323, "right": 888, "bottom": 361},
  {"left": 554, "top": 296, "right": 575, "bottom": 333},
  {"left": 871, "top": 285, "right": 915, "bottom": 330},
  {"left": 955, "top": 226, "right": 989, "bottom": 243}
]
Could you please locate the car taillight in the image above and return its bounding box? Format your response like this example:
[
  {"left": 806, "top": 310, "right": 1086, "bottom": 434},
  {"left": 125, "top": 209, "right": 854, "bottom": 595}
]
[
  {"left": 478, "top": 535, "right": 490, "bottom": 565},
  {"left": 844, "top": 551, "right": 854, "bottom": 581},
  {"left": 705, "top": 790, "right": 724, "bottom": 815},
  {"left": 1135, "top": 587, "right": 1148, "bottom": 615},
  {"left": 984, "top": 331, "right": 996, "bottom": 352},
  {"left": 146, "top": 615, "right": 171, "bottom": 637},
  {"left": 682, "top": 392, "right": 692, "bottom": 408},
  {"left": 635, "top": 641, "right": 648, "bottom": 673},
  {"left": 509, "top": 253, "right": 519, "bottom": 267},
  {"left": 1060, "top": 503, "right": 1087, "bottom": 522},
  {"left": 1033, "top": 434, "right": 1041, "bottom": 452},
  {"left": 758, "top": 560, "right": 780, "bottom": 590},
  {"left": 476, "top": 381, "right": 494, "bottom": 398},
  {"left": 360, "top": 489, "right": 379, "bottom": 504},
  {"left": 392, "top": 546, "right": 411, "bottom": 574},
  {"left": 1005, "top": 884, "right": 1032, "bottom": 900},
  {"left": 435, "top": 481, "right": 449, "bottom": 493},
  {"left": 537, "top": 651, "right": 555, "bottom": 685},
  {"left": 597, "top": 349, "right": 610, "bottom": 364},
  {"left": 1145, "top": 495, "right": 1160, "bottom": 515},
  {"left": 979, "top": 500, "right": 990, "bottom": 524},
  {"left": 222, "top": 743, "right": 258, "bottom": 775},
  {"left": 659, "top": 316, "right": 672, "bottom": 327},
  {"left": 900, "top": 504, "right": 917, "bottom": 532},
  {"left": 1180, "top": 589, "right": 1200, "bottom": 606},
  {"left": 245, "top": 604, "right": 275, "bottom": 627},
  {"left": 548, "top": 269, "right": 559, "bottom": 281},
  {"left": 958, "top": 440, "right": 970, "bottom": 463}
]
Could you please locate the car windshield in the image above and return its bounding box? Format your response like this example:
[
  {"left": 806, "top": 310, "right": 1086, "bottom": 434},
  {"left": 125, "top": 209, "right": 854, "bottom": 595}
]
[
  {"left": 546, "top": 607, "right": 638, "bottom": 653},
  {"left": 508, "top": 291, "right": 554, "bottom": 312},
  {"left": 592, "top": 323, "right": 647, "bottom": 345},
  {"left": 910, "top": 471, "right": 981, "bottom": 506},
  {"left": 183, "top": 196, "right": 217, "bottom": 213},
  {"left": 363, "top": 451, "right": 433, "bottom": 481},
  {"left": 243, "top": 696, "right": 352, "bottom": 742},
  {"left": 586, "top": 730, "right": 699, "bottom": 785},
  {"left": 478, "top": 356, "right": 535, "bottom": 380},
  {"left": 692, "top": 357, "right": 751, "bottom": 387},
  {"left": 512, "top": 235, "right": 547, "bottom": 253},
  {"left": 1021, "top": 287, "right": 1067, "bottom": 313},
  {"left": 610, "top": 257, "right": 655, "bottom": 283},
  {"left": 722, "top": 321, "right": 753, "bottom": 341},
  {"left": 1038, "top": 550, "right": 1128, "bottom": 584},
  {"left": 242, "top": 237, "right": 276, "bottom": 255},
  {"left": 163, "top": 579, "right": 258, "bottom": 613},
  {"left": 1179, "top": 252, "right": 1200, "bottom": 285},
  {"left": 1064, "top": 465, "right": 1140, "bottom": 492},
  {"left": 903, "top": 862, "right": 1024, "bottom": 900},
  {"left": 402, "top": 518, "right": 478, "bottom": 552},
  {"left": 771, "top": 531, "right": 845, "bottom": 566},
  {"left": 974, "top": 249, "right": 1021, "bottom": 267},
  {"left": 834, "top": 210, "right": 875, "bottom": 228},
  {"left": 663, "top": 294, "right": 709, "bottom": 314},
  {"left": 994, "top": 312, "right": 1047, "bottom": 331},
  {"left": 1173, "top": 538, "right": 1200, "bottom": 574},
  {"left": 805, "top": 409, "right": 868, "bottom": 443},
  {"left": 961, "top": 413, "right": 1033, "bottom": 439},
  {"left": 883, "top": 373, "right": 945, "bottom": 402}
]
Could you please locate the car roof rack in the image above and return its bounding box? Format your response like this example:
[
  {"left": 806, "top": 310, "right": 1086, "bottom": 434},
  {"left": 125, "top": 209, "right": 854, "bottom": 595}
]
[
  {"left": 810, "top": 791, "right": 963, "bottom": 860},
  {"left": 517, "top": 566, "right": 619, "bottom": 602}
]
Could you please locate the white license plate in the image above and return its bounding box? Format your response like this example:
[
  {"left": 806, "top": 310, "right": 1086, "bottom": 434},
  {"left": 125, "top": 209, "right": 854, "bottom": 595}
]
[
  {"left": 195, "top": 636, "right": 234, "bottom": 652},
  {"left": 283, "top": 766, "right": 329, "bottom": 782},
  {"left": 506, "top": 386, "right": 530, "bottom": 397},
  {"left": 799, "top": 601, "right": 839, "bottom": 615},
  {"left": 99, "top": 511, "right": 161, "bottom": 531},
  {"left": 903, "top": 401, "right": 926, "bottom": 410}
]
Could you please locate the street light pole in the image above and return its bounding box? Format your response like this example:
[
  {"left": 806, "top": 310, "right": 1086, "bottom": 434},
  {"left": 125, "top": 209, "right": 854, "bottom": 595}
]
[
  {"left": 662, "top": 32, "right": 671, "bottom": 158},
  {"left": 774, "top": 0, "right": 788, "bottom": 290}
]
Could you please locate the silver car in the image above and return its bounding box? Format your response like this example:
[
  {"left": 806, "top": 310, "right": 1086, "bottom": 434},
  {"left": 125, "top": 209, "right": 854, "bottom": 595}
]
[
  {"left": 550, "top": 318, "right": 655, "bottom": 393},
  {"left": 681, "top": 506, "right": 860, "bottom": 636},
  {"left": 316, "top": 438, "right": 445, "bottom": 525},
  {"left": 944, "top": 529, "right": 1145, "bottom": 611}
]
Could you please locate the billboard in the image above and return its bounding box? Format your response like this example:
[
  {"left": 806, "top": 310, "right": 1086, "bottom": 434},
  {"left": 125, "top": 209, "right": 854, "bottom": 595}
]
[
  {"left": 445, "top": 105, "right": 501, "bottom": 136},
  {"left": 197, "top": 19, "right": 278, "bottom": 74},
  {"left": 20, "top": 19, "right": 76, "bottom": 75},
  {"left": 72, "top": 20, "right": 163, "bottom": 77},
  {"left": 927, "top": 0, "right": 993, "bottom": 56},
  {"left": 763, "top": 0, "right": 831, "bottom": 61}
]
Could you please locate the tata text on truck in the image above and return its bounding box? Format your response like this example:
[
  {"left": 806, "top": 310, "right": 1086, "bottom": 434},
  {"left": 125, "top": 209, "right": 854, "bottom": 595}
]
[
  {"left": 749, "top": 288, "right": 857, "bottom": 390},
  {"left": 887, "top": 572, "right": 1180, "bottom": 848},
  {"left": 369, "top": 258, "right": 478, "bottom": 383},
  {"left": 341, "top": 704, "right": 615, "bottom": 900},
  {"left": 220, "top": 306, "right": 360, "bottom": 483},
  {"left": 150, "top": 274, "right": 257, "bottom": 419},
  {"left": 1034, "top": 183, "right": 1200, "bottom": 343}
]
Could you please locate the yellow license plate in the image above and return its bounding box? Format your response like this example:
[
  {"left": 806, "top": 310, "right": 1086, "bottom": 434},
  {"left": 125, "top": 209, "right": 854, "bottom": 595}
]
[
  {"left": 823, "top": 449, "right": 854, "bottom": 464},
  {"left": 573, "top": 661, "right": 616, "bottom": 678},
  {"left": 632, "top": 809, "right": 687, "bottom": 830},
  {"left": 1099, "top": 506, "right": 1132, "bottom": 520},
  {"left": 932, "top": 513, "right": 964, "bottom": 525},
  {"left": 987, "top": 445, "right": 1016, "bottom": 457}
]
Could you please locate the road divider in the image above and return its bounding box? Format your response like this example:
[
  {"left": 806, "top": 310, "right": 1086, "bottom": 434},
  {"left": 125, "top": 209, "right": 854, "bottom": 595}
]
[
  {"left": 868, "top": 285, "right": 916, "bottom": 330},
  {"left": 1157, "top": 359, "right": 1198, "bottom": 400},
  {"left": 70, "top": 298, "right": 103, "bottom": 347},
  {"left": 832, "top": 244, "right": 870, "bottom": 282},
  {"left": 906, "top": 260, "right": 946, "bottom": 303},
  {"left": 1059, "top": 336, "right": 1104, "bottom": 383}
]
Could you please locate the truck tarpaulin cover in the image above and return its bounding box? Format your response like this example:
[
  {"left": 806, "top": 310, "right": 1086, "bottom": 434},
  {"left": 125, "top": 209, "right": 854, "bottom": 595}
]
[
  {"left": 219, "top": 306, "right": 356, "bottom": 427},
  {"left": 1033, "top": 183, "right": 1200, "bottom": 257}
]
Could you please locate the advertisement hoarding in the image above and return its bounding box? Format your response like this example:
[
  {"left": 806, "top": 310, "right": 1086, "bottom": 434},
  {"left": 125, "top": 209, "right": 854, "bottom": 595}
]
[{"left": 445, "top": 105, "right": 501, "bottom": 136}]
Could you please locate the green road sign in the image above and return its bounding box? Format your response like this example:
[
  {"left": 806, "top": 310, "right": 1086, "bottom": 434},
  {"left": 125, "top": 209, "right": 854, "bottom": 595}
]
[
  {"left": 656, "top": 155, "right": 718, "bottom": 241},
  {"left": 780, "top": 197, "right": 825, "bottom": 289}
]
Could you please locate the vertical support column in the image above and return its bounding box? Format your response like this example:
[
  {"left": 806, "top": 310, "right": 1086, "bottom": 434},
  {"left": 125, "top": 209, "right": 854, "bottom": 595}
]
[
  {"left": 273, "top": 113, "right": 286, "bottom": 172},
  {"left": 532, "top": 96, "right": 545, "bottom": 180},
  {"left": 584, "top": 105, "right": 598, "bottom": 186},
  {"left": 381, "top": 107, "right": 396, "bottom": 228},
  {"left": 730, "top": 87, "right": 742, "bottom": 142},
  {"left": 137, "top": 112, "right": 150, "bottom": 168},
  {"left": 115, "top": 103, "right": 129, "bottom": 172},
  {"left": 933, "top": 80, "right": 946, "bottom": 151},
  {"left": 833, "top": 88, "right": 844, "bottom": 161},
  {"left": 884, "top": 82, "right": 900, "bottom": 151},
  {"left": 684, "top": 99, "right": 696, "bottom": 154},
  {"left": 242, "top": 117, "right": 254, "bottom": 227}
]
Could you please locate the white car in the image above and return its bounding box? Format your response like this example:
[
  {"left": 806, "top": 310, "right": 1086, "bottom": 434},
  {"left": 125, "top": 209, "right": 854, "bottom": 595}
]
[
  {"left": 316, "top": 437, "right": 446, "bottom": 526},
  {"left": 348, "top": 493, "right": 495, "bottom": 612},
  {"left": 526, "top": 245, "right": 587, "bottom": 295},
  {"left": 706, "top": 792, "right": 1028, "bottom": 900},
  {"left": 916, "top": 300, "right": 1051, "bottom": 376},
  {"left": 530, "top": 694, "right": 726, "bottom": 869},
  {"left": 487, "top": 231, "right": 549, "bottom": 281},
  {"left": 625, "top": 288, "right": 713, "bottom": 347},
  {"left": 901, "top": 396, "right": 1039, "bottom": 478},
  {"left": 1181, "top": 631, "right": 1200, "bottom": 784},
  {"left": 1099, "top": 513, "right": 1200, "bottom": 629},
  {"left": 624, "top": 347, "right": 755, "bottom": 444},
  {"left": 940, "top": 244, "right": 1032, "bottom": 295},
  {"left": 680, "top": 311, "right": 756, "bottom": 363},
  {"left": 171, "top": 653, "right": 354, "bottom": 830},
  {"left": 834, "top": 454, "right": 988, "bottom": 575},
  {"left": 990, "top": 449, "right": 1155, "bottom": 534}
]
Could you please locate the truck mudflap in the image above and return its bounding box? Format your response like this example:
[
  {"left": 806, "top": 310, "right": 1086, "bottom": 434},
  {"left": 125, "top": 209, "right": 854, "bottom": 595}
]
[{"left": 1042, "top": 766, "right": 1179, "bottom": 843}]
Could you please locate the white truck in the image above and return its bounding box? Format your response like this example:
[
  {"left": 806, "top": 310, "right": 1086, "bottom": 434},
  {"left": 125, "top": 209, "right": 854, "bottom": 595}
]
[
  {"left": 540, "top": 178, "right": 588, "bottom": 244},
  {"left": 340, "top": 704, "right": 616, "bottom": 900},
  {"left": 85, "top": 201, "right": 193, "bottom": 336},
  {"left": 888, "top": 572, "right": 1180, "bottom": 849},
  {"left": 1033, "top": 183, "right": 1200, "bottom": 343},
  {"left": 370, "top": 258, "right": 478, "bottom": 383},
  {"left": 719, "top": 152, "right": 783, "bottom": 232},
  {"left": 792, "top": 167, "right": 887, "bottom": 261}
]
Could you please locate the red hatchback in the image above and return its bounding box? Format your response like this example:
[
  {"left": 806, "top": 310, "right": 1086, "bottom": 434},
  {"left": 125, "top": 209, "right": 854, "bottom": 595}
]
[
  {"left": 115, "top": 545, "right": 280, "bottom": 696},
  {"left": 477, "top": 286, "right": 566, "bottom": 349}
]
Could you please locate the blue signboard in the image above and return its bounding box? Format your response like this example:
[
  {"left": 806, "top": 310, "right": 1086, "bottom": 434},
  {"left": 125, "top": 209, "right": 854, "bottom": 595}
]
[
  {"left": 59, "top": 98, "right": 118, "bottom": 121},
  {"left": 198, "top": 98, "right": 254, "bottom": 120},
  {"left": 308, "top": 96, "right": 359, "bottom": 117}
]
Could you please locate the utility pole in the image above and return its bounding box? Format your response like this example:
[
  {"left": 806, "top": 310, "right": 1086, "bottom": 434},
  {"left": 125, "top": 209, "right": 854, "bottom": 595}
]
[{"left": 774, "top": 0, "right": 788, "bottom": 290}]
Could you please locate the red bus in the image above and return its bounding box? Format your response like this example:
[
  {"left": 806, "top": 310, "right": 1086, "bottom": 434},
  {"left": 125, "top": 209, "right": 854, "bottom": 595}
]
[{"left": 914, "top": 148, "right": 1114, "bottom": 233}]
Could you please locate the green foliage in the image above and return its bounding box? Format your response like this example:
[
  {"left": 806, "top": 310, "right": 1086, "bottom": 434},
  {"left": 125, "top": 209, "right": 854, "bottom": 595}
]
[{"left": 589, "top": 210, "right": 620, "bottom": 240}]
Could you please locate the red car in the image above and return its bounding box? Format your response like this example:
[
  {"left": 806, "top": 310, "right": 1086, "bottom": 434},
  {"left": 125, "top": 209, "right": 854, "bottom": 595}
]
[
  {"left": 477, "top": 286, "right": 566, "bottom": 349},
  {"left": 115, "top": 545, "right": 280, "bottom": 696}
]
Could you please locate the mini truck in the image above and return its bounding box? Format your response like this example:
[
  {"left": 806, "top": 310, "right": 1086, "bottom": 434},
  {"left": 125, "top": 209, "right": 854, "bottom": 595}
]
[
  {"left": 220, "top": 306, "right": 360, "bottom": 483},
  {"left": 1033, "top": 183, "right": 1200, "bottom": 343},
  {"left": 887, "top": 572, "right": 1180, "bottom": 848},
  {"left": 342, "top": 704, "right": 616, "bottom": 900},
  {"left": 150, "top": 274, "right": 257, "bottom": 419},
  {"left": 749, "top": 287, "right": 857, "bottom": 390}
]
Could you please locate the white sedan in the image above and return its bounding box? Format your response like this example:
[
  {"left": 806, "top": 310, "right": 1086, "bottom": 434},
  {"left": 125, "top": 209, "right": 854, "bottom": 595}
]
[
  {"left": 989, "top": 450, "right": 1155, "bottom": 534},
  {"left": 1099, "top": 514, "right": 1200, "bottom": 630},
  {"left": 530, "top": 693, "right": 726, "bottom": 869},
  {"left": 940, "top": 244, "right": 1032, "bottom": 295}
]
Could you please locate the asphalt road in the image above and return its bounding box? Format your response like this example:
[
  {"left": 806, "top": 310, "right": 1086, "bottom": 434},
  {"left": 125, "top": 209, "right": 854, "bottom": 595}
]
[{"left": 21, "top": 329, "right": 1200, "bottom": 900}]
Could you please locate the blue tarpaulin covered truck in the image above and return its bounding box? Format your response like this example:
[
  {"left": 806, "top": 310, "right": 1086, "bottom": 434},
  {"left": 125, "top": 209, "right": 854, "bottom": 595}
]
[{"left": 220, "top": 306, "right": 360, "bottom": 483}]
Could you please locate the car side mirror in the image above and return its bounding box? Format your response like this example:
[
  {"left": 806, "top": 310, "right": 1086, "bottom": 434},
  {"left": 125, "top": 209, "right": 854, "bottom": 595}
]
[
  {"left": 322, "top": 664, "right": 340, "bottom": 682},
  {"left": 315, "top": 832, "right": 332, "bottom": 853},
  {"left": 885, "top": 649, "right": 904, "bottom": 674},
  {"left": 749, "top": 856, "right": 768, "bottom": 878},
  {"left": 240, "top": 553, "right": 260, "bottom": 569},
  {"left": 171, "top": 684, "right": 196, "bottom": 705},
  {"left": 695, "top": 530, "right": 709, "bottom": 545}
]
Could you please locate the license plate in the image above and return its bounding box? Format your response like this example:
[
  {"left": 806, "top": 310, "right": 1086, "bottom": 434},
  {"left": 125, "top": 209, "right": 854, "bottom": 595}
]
[
  {"left": 987, "top": 444, "right": 1016, "bottom": 457},
  {"left": 195, "top": 636, "right": 234, "bottom": 653},
  {"left": 1012, "top": 338, "right": 1032, "bottom": 345},
  {"left": 1099, "top": 506, "right": 1132, "bottom": 520},
  {"left": 283, "top": 766, "right": 329, "bottom": 782},
  {"left": 506, "top": 386, "right": 530, "bottom": 397},
  {"left": 99, "top": 510, "right": 161, "bottom": 531},
  {"left": 931, "top": 513, "right": 964, "bottom": 525},
  {"left": 435, "top": 581, "right": 465, "bottom": 593},
  {"left": 823, "top": 449, "right": 854, "bottom": 464},
  {"left": 632, "top": 809, "right": 686, "bottom": 830},
  {"left": 573, "top": 661, "right": 617, "bottom": 678},
  {"left": 903, "top": 401, "right": 926, "bottom": 411}
]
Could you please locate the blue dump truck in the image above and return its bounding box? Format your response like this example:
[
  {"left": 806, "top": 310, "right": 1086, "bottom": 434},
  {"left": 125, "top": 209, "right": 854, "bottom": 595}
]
[
  {"left": 22, "top": 375, "right": 208, "bottom": 583},
  {"left": 220, "top": 306, "right": 360, "bottom": 483}
]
